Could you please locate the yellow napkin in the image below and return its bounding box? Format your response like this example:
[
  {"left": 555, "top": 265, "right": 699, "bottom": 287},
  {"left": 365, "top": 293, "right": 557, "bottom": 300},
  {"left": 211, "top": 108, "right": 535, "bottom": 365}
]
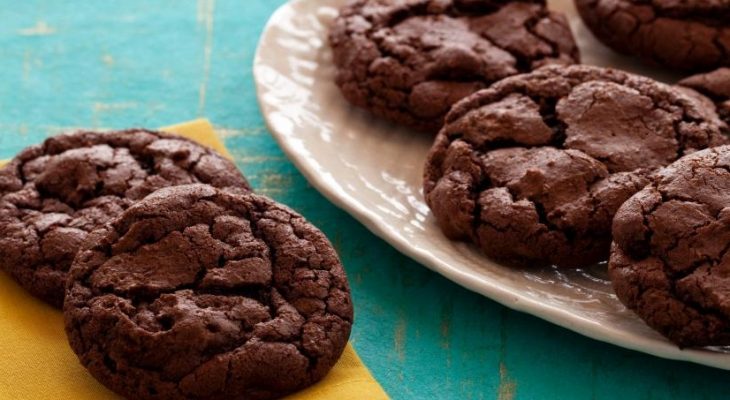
[{"left": 0, "top": 119, "right": 388, "bottom": 400}]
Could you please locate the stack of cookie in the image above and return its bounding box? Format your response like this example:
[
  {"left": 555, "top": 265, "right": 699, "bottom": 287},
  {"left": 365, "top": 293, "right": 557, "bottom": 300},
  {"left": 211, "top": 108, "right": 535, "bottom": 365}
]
[
  {"left": 0, "top": 131, "right": 353, "bottom": 399},
  {"left": 329, "top": 0, "right": 730, "bottom": 347}
]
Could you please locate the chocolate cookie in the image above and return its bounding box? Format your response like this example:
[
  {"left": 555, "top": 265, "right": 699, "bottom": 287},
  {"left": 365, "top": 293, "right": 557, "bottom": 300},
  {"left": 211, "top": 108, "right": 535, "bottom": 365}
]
[
  {"left": 65, "top": 184, "right": 353, "bottom": 400},
  {"left": 0, "top": 130, "right": 250, "bottom": 308},
  {"left": 329, "top": 0, "right": 580, "bottom": 133},
  {"left": 610, "top": 146, "right": 730, "bottom": 347},
  {"left": 679, "top": 67, "right": 730, "bottom": 125},
  {"left": 575, "top": 0, "right": 730, "bottom": 71},
  {"left": 424, "top": 65, "right": 729, "bottom": 268}
]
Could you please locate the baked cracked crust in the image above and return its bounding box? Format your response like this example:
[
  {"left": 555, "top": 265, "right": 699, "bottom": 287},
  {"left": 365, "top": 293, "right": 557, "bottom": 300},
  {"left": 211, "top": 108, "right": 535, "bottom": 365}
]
[
  {"left": 610, "top": 146, "right": 730, "bottom": 347},
  {"left": 575, "top": 0, "right": 730, "bottom": 71},
  {"left": 329, "top": 0, "right": 579, "bottom": 133},
  {"left": 0, "top": 130, "right": 250, "bottom": 308},
  {"left": 679, "top": 67, "right": 730, "bottom": 126},
  {"left": 64, "top": 184, "right": 353, "bottom": 400},
  {"left": 424, "top": 65, "right": 729, "bottom": 268}
]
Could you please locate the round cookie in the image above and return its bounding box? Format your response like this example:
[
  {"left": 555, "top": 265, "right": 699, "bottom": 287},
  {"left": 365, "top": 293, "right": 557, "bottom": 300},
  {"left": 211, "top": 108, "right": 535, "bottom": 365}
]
[
  {"left": 423, "top": 65, "right": 729, "bottom": 268},
  {"left": 679, "top": 67, "right": 730, "bottom": 125},
  {"left": 329, "top": 0, "right": 580, "bottom": 133},
  {"left": 64, "top": 184, "right": 353, "bottom": 400},
  {"left": 610, "top": 146, "right": 730, "bottom": 347},
  {"left": 575, "top": 0, "right": 730, "bottom": 71},
  {"left": 0, "top": 130, "right": 250, "bottom": 307}
]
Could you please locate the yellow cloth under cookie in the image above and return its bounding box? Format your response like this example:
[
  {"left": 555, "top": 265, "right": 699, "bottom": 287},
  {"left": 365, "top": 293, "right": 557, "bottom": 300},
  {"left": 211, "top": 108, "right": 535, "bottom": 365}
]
[{"left": 0, "top": 119, "right": 388, "bottom": 400}]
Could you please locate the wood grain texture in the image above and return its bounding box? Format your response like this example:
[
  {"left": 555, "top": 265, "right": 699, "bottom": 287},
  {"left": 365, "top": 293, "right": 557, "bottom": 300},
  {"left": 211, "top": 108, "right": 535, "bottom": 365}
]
[{"left": 0, "top": 1, "right": 727, "bottom": 399}]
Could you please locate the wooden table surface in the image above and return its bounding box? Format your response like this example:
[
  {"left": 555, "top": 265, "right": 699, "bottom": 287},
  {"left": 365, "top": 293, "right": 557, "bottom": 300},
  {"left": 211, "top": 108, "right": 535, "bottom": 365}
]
[{"left": 1, "top": 1, "right": 728, "bottom": 399}]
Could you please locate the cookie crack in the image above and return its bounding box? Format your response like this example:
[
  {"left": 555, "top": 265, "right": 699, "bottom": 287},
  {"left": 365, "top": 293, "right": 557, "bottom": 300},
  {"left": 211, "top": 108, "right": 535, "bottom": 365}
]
[
  {"left": 228, "top": 200, "right": 333, "bottom": 369},
  {"left": 522, "top": 9, "right": 573, "bottom": 66},
  {"left": 332, "top": 1, "right": 578, "bottom": 131},
  {"left": 468, "top": 173, "right": 493, "bottom": 236},
  {"left": 85, "top": 225, "right": 272, "bottom": 305}
]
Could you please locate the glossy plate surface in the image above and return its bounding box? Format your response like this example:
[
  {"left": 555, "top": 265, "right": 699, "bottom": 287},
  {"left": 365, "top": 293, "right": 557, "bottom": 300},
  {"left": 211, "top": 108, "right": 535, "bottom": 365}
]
[{"left": 253, "top": 0, "right": 730, "bottom": 368}]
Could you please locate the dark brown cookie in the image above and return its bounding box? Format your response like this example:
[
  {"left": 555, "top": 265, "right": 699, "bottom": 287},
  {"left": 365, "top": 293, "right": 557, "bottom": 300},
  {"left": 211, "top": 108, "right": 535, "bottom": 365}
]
[
  {"left": 575, "top": 0, "right": 730, "bottom": 71},
  {"left": 329, "top": 0, "right": 580, "bottom": 133},
  {"left": 424, "top": 65, "right": 729, "bottom": 268},
  {"left": 0, "top": 130, "right": 250, "bottom": 308},
  {"left": 64, "top": 184, "right": 353, "bottom": 400},
  {"left": 679, "top": 67, "right": 730, "bottom": 125},
  {"left": 610, "top": 146, "right": 730, "bottom": 347}
]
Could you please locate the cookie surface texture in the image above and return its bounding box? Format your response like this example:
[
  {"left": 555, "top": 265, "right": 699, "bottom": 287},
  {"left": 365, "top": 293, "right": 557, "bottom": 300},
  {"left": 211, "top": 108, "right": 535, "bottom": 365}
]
[
  {"left": 610, "top": 146, "right": 730, "bottom": 347},
  {"left": 0, "top": 130, "right": 250, "bottom": 307},
  {"left": 575, "top": 0, "right": 730, "bottom": 71},
  {"left": 679, "top": 67, "right": 730, "bottom": 125},
  {"left": 424, "top": 65, "right": 729, "bottom": 267},
  {"left": 64, "top": 184, "right": 353, "bottom": 400},
  {"left": 330, "top": 0, "right": 580, "bottom": 132}
]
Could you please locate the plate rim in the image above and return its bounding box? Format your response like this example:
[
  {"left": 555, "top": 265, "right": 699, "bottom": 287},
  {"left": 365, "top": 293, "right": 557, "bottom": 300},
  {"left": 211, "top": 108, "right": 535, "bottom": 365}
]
[{"left": 252, "top": 0, "right": 730, "bottom": 370}]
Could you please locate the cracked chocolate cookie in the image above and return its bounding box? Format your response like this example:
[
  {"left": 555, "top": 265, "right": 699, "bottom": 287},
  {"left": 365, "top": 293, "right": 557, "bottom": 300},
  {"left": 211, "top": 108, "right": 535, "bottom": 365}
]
[
  {"left": 424, "top": 65, "right": 729, "bottom": 268},
  {"left": 0, "top": 130, "right": 250, "bottom": 308},
  {"left": 64, "top": 184, "right": 353, "bottom": 400},
  {"left": 679, "top": 67, "right": 730, "bottom": 125},
  {"left": 575, "top": 0, "right": 730, "bottom": 71},
  {"left": 610, "top": 146, "right": 730, "bottom": 347},
  {"left": 329, "top": 0, "right": 580, "bottom": 133}
]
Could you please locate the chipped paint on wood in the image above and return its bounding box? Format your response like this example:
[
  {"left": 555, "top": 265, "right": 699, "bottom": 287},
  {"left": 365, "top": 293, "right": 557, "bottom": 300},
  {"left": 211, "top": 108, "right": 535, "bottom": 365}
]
[
  {"left": 18, "top": 21, "right": 56, "bottom": 36},
  {"left": 101, "top": 54, "right": 114, "bottom": 66},
  {"left": 92, "top": 102, "right": 136, "bottom": 112},
  {"left": 216, "top": 127, "right": 269, "bottom": 138},
  {"left": 259, "top": 172, "right": 293, "bottom": 189},
  {"left": 91, "top": 102, "right": 137, "bottom": 128},
  {"left": 498, "top": 363, "right": 516, "bottom": 400},
  {"left": 22, "top": 51, "right": 32, "bottom": 80},
  {"left": 440, "top": 300, "right": 452, "bottom": 369},
  {"left": 497, "top": 308, "right": 516, "bottom": 400},
  {"left": 394, "top": 314, "right": 406, "bottom": 362},
  {"left": 197, "top": 0, "right": 215, "bottom": 116},
  {"left": 232, "top": 154, "right": 287, "bottom": 164}
]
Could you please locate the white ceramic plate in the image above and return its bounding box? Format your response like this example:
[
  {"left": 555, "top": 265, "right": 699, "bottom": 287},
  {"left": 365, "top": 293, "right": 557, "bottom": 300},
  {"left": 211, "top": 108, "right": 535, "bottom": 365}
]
[{"left": 253, "top": 0, "right": 730, "bottom": 369}]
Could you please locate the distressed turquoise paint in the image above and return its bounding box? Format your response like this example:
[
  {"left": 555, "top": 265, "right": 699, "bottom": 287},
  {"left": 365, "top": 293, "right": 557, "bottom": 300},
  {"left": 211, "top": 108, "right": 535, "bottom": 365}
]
[{"left": 0, "top": 1, "right": 728, "bottom": 399}]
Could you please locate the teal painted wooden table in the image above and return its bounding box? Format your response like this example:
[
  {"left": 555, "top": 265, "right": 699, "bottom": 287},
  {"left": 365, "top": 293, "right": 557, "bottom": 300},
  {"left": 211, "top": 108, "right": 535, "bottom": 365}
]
[{"left": 1, "top": 1, "right": 728, "bottom": 399}]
